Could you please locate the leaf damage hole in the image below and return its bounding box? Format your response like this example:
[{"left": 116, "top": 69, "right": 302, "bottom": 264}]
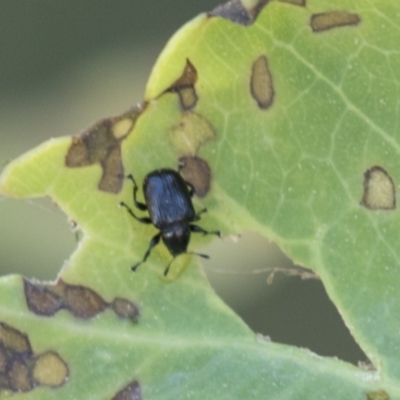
[
  {"left": 310, "top": 11, "right": 361, "bottom": 33},
  {"left": 0, "top": 322, "right": 68, "bottom": 392},
  {"left": 250, "top": 55, "right": 275, "bottom": 110},
  {"left": 178, "top": 156, "right": 211, "bottom": 198},
  {"left": 210, "top": 0, "right": 269, "bottom": 26},
  {"left": 112, "top": 380, "right": 141, "bottom": 400},
  {"left": 203, "top": 232, "right": 369, "bottom": 364},
  {"left": 165, "top": 59, "right": 198, "bottom": 111},
  {"left": 366, "top": 390, "right": 390, "bottom": 400},
  {"left": 24, "top": 279, "right": 139, "bottom": 322},
  {"left": 360, "top": 166, "right": 396, "bottom": 210},
  {"left": 65, "top": 104, "right": 146, "bottom": 193}
]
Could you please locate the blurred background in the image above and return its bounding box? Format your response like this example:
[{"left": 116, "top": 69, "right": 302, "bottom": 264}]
[{"left": 0, "top": 0, "right": 365, "bottom": 364}]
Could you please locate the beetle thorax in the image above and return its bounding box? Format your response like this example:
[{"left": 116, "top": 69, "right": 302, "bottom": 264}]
[{"left": 161, "top": 222, "right": 191, "bottom": 256}]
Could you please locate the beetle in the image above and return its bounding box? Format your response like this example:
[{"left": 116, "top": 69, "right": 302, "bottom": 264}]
[{"left": 119, "top": 168, "right": 220, "bottom": 276}]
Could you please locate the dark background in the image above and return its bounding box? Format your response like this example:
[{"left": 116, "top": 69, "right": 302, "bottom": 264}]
[{"left": 0, "top": 0, "right": 365, "bottom": 364}]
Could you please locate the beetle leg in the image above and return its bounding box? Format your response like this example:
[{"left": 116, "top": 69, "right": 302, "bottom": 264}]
[
  {"left": 126, "top": 174, "right": 147, "bottom": 211},
  {"left": 131, "top": 232, "right": 162, "bottom": 272},
  {"left": 193, "top": 208, "right": 207, "bottom": 221},
  {"left": 190, "top": 224, "right": 221, "bottom": 237},
  {"left": 120, "top": 202, "right": 152, "bottom": 224}
]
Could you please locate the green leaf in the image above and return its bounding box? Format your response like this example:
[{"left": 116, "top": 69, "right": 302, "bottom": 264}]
[{"left": 0, "top": 0, "right": 399, "bottom": 398}]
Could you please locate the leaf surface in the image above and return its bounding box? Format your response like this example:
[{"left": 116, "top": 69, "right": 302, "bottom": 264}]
[{"left": 0, "top": 0, "right": 399, "bottom": 398}]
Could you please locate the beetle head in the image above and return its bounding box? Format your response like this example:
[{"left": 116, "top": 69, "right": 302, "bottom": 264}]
[{"left": 161, "top": 222, "right": 190, "bottom": 256}]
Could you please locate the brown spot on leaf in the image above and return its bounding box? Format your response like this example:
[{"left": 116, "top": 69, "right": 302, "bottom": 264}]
[
  {"left": 0, "top": 324, "right": 33, "bottom": 391},
  {"left": 166, "top": 59, "right": 198, "bottom": 110},
  {"left": 65, "top": 104, "right": 146, "bottom": 193},
  {"left": 8, "top": 359, "right": 32, "bottom": 392},
  {"left": 24, "top": 279, "right": 64, "bottom": 316},
  {"left": 178, "top": 156, "right": 211, "bottom": 197},
  {"left": 210, "top": 0, "right": 269, "bottom": 26},
  {"left": 0, "top": 374, "right": 10, "bottom": 391},
  {"left": 0, "top": 346, "right": 7, "bottom": 373},
  {"left": 99, "top": 145, "right": 125, "bottom": 193},
  {"left": 0, "top": 321, "right": 68, "bottom": 393},
  {"left": 0, "top": 322, "right": 32, "bottom": 355},
  {"left": 32, "top": 351, "right": 69, "bottom": 387},
  {"left": 360, "top": 166, "right": 396, "bottom": 210},
  {"left": 111, "top": 298, "right": 140, "bottom": 322},
  {"left": 310, "top": 11, "right": 361, "bottom": 32},
  {"left": 24, "top": 279, "right": 139, "bottom": 321},
  {"left": 250, "top": 55, "right": 274, "bottom": 109},
  {"left": 66, "top": 121, "right": 118, "bottom": 166},
  {"left": 168, "top": 112, "right": 216, "bottom": 155},
  {"left": 178, "top": 87, "right": 198, "bottom": 111},
  {"left": 112, "top": 380, "right": 141, "bottom": 400},
  {"left": 366, "top": 390, "right": 390, "bottom": 400},
  {"left": 277, "top": 0, "right": 305, "bottom": 5},
  {"left": 63, "top": 283, "right": 108, "bottom": 319}
]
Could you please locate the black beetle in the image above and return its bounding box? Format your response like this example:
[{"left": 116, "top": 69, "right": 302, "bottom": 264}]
[{"left": 120, "top": 168, "right": 220, "bottom": 275}]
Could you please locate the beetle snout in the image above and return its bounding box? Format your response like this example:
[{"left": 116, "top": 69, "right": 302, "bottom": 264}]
[{"left": 161, "top": 223, "right": 190, "bottom": 256}]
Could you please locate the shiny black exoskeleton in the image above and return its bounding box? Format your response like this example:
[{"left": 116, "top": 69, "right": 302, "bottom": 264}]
[{"left": 120, "top": 168, "right": 220, "bottom": 275}]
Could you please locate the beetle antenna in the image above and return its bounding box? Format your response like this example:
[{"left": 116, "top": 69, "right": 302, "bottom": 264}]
[{"left": 187, "top": 252, "right": 210, "bottom": 260}]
